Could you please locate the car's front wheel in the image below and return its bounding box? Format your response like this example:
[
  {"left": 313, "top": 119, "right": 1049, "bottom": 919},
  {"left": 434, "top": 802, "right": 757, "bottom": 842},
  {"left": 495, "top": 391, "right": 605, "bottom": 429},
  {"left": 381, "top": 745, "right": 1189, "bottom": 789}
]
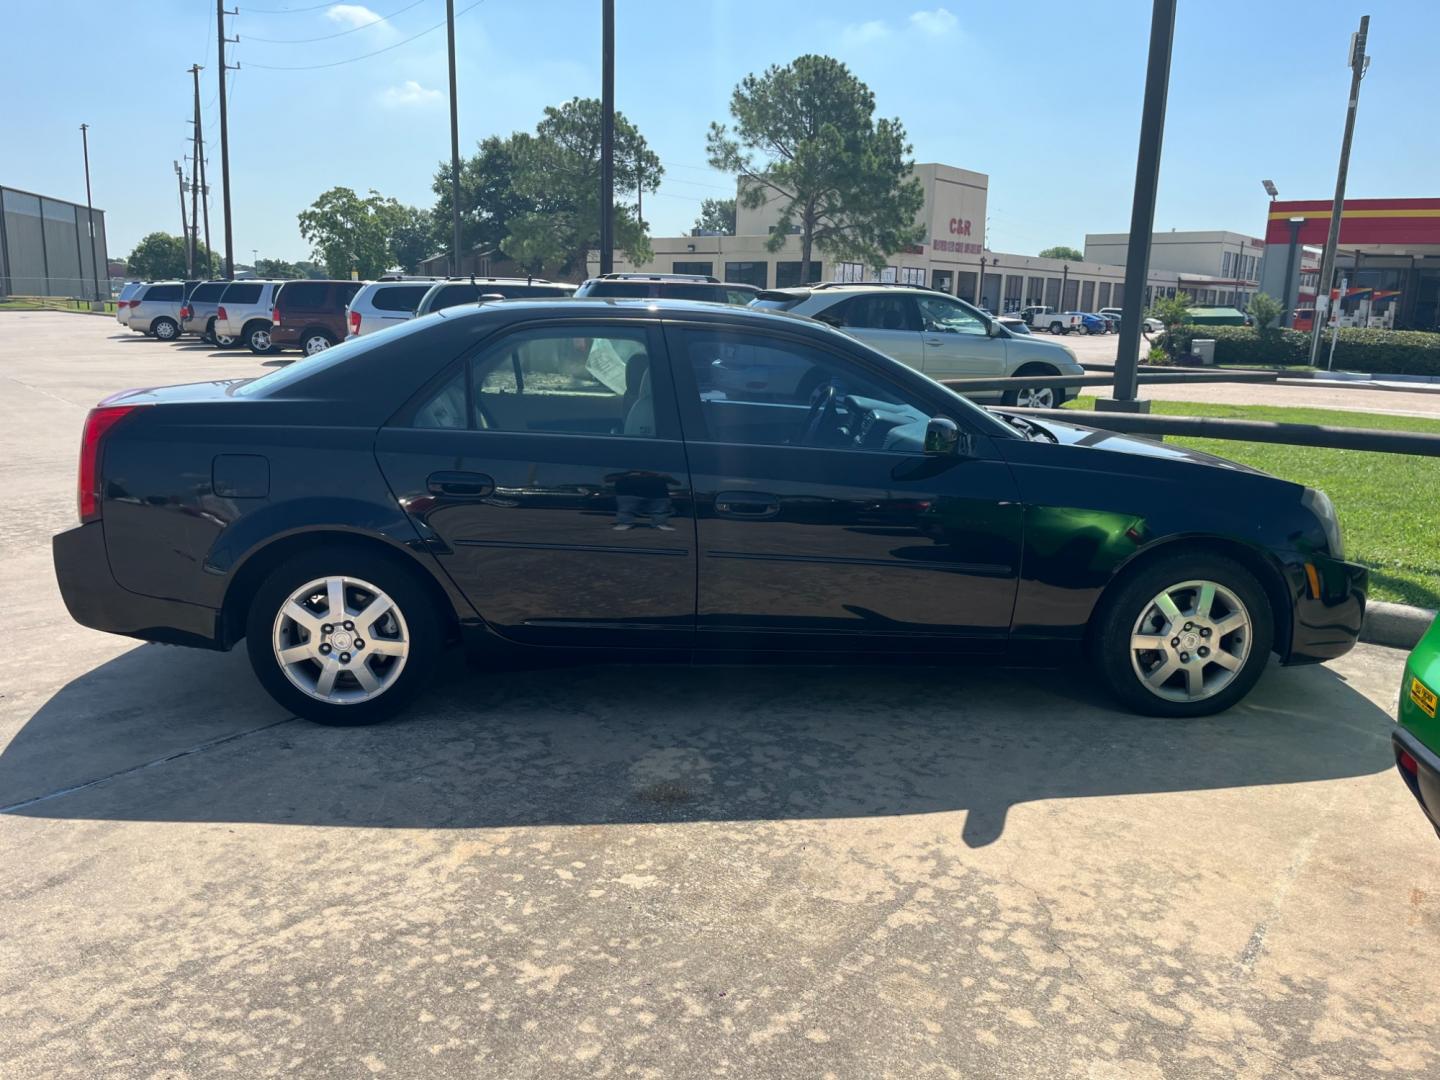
[
  {"left": 1001, "top": 364, "right": 1066, "bottom": 409},
  {"left": 245, "top": 549, "right": 444, "bottom": 725},
  {"left": 1092, "top": 551, "right": 1274, "bottom": 717}
]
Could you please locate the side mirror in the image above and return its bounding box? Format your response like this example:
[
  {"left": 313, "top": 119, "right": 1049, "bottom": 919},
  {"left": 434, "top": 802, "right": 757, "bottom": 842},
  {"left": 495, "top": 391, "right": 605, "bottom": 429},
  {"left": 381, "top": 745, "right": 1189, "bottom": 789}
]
[{"left": 924, "top": 417, "right": 966, "bottom": 456}]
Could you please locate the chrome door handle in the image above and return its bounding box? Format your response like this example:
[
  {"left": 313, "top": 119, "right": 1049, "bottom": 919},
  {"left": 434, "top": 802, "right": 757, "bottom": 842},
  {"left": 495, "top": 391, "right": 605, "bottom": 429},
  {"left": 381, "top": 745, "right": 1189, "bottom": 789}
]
[{"left": 714, "top": 492, "right": 781, "bottom": 519}]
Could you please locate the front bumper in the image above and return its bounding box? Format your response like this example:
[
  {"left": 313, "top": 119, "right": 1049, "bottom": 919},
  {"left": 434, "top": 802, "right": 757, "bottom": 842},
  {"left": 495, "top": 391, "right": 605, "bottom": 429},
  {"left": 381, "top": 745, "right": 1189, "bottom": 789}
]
[
  {"left": 1282, "top": 554, "right": 1367, "bottom": 664},
  {"left": 1394, "top": 726, "right": 1440, "bottom": 836},
  {"left": 53, "top": 521, "right": 223, "bottom": 649}
]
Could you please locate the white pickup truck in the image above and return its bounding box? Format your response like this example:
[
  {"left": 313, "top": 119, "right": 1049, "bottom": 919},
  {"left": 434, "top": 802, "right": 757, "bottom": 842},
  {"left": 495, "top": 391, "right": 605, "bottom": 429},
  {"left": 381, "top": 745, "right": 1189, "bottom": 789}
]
[{"left": 1020, "top": 306, "right": 1082, "bottom": 334}]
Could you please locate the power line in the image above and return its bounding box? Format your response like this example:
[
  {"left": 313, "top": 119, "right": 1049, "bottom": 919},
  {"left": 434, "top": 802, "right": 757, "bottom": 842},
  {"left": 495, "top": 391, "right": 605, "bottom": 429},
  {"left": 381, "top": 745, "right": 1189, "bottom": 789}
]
[
  {"left": 239, "top": 0, "right": 341, "bottom": 13},
  {"left": 245, "top": 0, "right": 485, "bottom": 70},
  {"left": 243, "top": 0, "right": 428, "bottom": 43}
]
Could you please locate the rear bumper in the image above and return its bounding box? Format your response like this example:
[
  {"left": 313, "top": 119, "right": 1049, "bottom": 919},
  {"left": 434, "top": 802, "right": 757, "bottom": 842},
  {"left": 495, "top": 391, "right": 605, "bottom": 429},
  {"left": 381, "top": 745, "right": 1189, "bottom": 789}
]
[
  {"left": 53, "top": 522, "right": 223, "bottom": 649},
  {"left": 1282, "top": 555, "right": 1367, "bottom": 665},
  {"left": 1394, "top": 727, "right": 1440, "bottom": 835}
]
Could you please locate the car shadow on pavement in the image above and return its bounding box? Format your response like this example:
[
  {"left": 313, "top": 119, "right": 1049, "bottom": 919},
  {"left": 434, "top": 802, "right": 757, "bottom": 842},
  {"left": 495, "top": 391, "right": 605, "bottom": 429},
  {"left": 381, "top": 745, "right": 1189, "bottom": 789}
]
[{"left": 0, "top": 643, "right": 1395, "bottom": 847}]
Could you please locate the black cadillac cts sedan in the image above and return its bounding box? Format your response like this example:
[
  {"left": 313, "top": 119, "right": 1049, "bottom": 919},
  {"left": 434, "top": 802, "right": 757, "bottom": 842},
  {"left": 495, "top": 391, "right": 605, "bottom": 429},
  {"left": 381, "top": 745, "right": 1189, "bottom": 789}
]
[{"left": 53, "top": 299, "right": 1367, "bottom": 725}]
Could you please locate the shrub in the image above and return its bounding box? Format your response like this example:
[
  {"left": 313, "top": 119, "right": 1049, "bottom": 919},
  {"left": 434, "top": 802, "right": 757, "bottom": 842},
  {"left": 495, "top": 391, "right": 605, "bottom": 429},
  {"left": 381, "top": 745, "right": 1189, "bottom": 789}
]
[
  {"left": 1246, "top": 291, "right": 1284, "bottom": 331},
  {"left": 1165, "top": 324, "right": 1440, "bottom": 375}
]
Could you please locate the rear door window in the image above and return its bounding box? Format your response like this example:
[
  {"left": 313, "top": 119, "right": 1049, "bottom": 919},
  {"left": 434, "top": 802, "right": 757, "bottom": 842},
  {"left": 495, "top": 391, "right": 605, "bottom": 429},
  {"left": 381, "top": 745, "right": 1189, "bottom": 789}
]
[
  {"left": 583, "top": 282, "right": 650, "bottom": 298},
  {"left": 432, "top": 283, "right": 479, "bottom": 310},
  {"left": 189, "top": 282, "right": 227, "bottom": 303},
  {"left": 830, "top": 294, "right": 922, "bottom": 332},
  {"left": 143, "top": 284, "right": 183, "bottom": 302},
  {"left": 279, "top": 282, "right": 326, "bottom": 308}
]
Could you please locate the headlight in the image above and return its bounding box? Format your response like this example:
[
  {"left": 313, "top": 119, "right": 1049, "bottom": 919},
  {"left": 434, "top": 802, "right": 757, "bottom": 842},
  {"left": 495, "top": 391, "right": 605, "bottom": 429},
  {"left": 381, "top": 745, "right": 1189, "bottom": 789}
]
[{"left": 1302, "top": 487, "right": 1344, "bottom": 558}]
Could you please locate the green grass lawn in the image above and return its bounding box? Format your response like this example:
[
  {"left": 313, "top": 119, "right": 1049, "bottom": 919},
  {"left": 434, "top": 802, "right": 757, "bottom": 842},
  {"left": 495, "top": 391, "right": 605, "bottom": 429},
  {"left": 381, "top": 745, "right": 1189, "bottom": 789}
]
[
  {"left": 1067, "top": 395, "right": 1440, "bottom": 610},
  {"left": 0, "top": 296, "right": 116, "bottom": 314}
]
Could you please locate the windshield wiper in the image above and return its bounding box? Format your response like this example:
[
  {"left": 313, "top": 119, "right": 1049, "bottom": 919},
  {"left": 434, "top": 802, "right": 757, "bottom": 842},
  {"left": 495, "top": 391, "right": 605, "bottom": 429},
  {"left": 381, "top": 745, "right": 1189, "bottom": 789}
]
[{"left": 1001, "top": 412, "right": 1058, "bottom": 443}]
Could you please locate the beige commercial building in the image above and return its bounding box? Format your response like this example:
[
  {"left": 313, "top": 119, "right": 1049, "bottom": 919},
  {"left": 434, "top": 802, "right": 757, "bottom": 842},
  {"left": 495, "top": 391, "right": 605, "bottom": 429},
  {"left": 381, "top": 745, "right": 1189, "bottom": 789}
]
[
  {"left": 595, "top": 162, "right": 1230, "bottom": 313},
  {"left": 1084, "top": 229, "right": 1265, "bottom": 309}
]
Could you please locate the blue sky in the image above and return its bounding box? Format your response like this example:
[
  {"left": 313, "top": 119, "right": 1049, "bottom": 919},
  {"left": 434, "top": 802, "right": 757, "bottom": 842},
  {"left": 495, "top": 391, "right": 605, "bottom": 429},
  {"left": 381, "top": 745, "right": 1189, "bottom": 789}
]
[{"left": 5, "top": 0, "right": 1435, "bottom": 265}]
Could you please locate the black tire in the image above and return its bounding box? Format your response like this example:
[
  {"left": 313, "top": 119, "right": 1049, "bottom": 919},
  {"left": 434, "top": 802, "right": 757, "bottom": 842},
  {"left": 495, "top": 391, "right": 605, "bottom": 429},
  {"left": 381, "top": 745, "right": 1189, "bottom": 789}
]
[
  {"left": 1090, "top": 550, "right": 1274, "bottom": 718},
  {"left": 1001, "top": 364, "right": 1065, "bottom": 408},
  {"left": 244, "top": 321, "right": 276, "bottom": 355},
  {"left": 301, "top": 329, "right": 336, "bottom": 356},
  {"left": 245, "top": 547, "right": 446, "bottom": 726},
  {"left": 152, "top": 316, "right": 179, "bottom": 341}
]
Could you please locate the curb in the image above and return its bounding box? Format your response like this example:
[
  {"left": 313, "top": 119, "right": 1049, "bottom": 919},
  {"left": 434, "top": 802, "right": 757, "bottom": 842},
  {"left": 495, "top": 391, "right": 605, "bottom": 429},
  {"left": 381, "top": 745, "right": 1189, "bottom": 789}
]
[{"left": 1360, "top": 601, "right": 1435, "bottom": 650}]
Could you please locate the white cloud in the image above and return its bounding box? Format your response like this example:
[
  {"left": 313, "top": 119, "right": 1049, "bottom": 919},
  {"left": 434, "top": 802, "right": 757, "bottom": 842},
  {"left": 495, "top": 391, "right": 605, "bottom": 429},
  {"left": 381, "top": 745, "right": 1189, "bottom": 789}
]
[
  {"left": 379, "top": 80, "right": 442, "bottom": 107},
  {"left": 326, "top": 4, "right": 384, "bottom": 30},
  {"left": 909, "top": 7, "right": 958, "bottom": 36},
  {"left": 840, "top": 19, "right": 891, "bottom": 46}
]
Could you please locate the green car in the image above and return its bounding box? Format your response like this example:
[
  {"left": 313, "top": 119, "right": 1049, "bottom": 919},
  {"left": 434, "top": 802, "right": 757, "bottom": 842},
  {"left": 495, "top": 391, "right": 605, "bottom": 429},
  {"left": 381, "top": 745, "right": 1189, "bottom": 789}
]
[{"left": 1396, "top": 615, "right": 1440, "bottom": 837}]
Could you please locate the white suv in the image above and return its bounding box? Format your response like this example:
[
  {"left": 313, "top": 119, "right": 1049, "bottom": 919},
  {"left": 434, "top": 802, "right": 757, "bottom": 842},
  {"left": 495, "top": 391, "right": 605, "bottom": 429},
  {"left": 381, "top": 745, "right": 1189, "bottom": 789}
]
[
  {"left": 214, "top": 280, "right": 283, "bottom": 353},
  {"left": 344, "top": 279, "right": 438, "bottom": 339},
  {"left": 752, "top": 283, "right": 1085, "bottom": 407}
]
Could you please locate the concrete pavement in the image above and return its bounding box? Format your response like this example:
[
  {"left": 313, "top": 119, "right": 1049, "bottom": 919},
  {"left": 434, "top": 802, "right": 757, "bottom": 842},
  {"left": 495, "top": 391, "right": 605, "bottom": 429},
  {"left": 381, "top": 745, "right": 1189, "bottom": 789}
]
[{"left": 2, "top": 311, "right": 1438, "bottom": 1079}]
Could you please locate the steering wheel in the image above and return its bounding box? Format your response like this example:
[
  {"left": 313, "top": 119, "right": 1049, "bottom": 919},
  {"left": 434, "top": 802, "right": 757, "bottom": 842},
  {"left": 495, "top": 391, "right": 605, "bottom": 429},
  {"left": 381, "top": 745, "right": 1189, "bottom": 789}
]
[{"left": 799, "top": 382, "right": 839, "bottom": 446}]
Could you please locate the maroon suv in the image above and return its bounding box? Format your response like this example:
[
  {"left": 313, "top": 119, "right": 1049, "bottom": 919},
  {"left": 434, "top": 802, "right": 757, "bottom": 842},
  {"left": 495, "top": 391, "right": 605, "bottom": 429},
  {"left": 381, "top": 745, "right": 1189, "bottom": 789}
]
[{"left": 268, "top": 280, "right": 364, "bottom": 356}]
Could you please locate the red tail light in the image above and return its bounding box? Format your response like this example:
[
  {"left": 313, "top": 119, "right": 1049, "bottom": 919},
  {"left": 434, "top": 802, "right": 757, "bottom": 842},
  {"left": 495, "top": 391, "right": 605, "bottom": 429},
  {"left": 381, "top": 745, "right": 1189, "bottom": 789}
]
[
  {"left": 1399, "top": 750, "right": 1419, "bottom": 775},
  {"left": 180, "top": 304, "right": 191, "bottom": 319},
  {"left": 271, "top": 306, "right": 280, "bottom": 326},
  {"left": 217, "top": 305, "right": 228, "bottom": 321},
  {"left": 78, "top": 405, "right": 145, "bottom": 523},
  {"left": 349, "top": 310, "right": 361, "bottom": 335}
]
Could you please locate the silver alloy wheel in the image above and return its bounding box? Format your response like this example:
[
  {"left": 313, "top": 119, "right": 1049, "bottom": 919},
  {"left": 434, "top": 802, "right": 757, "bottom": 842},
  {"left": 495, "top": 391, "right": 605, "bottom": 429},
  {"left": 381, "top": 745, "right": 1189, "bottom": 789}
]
[
  {"left": 271, "top": 574, "right": 410, "bottom": 705},
  {"left": 1015, "top": 386, "right": 1056, "bottom": 408},
  {"left": 250, "top": 327, "right": 272, "bottom": 351},
  {"left": 155, "top": 319, "right": 177, "bottom": 340},
  {"left": 1129, "top": 579, "right": 1251, "bottom": 703},
  {"left": 304, "top": 334, "right": 332, "bottom": 355},
  {"left": 215, "top": 332, "right": 236, "bottom": 347}
]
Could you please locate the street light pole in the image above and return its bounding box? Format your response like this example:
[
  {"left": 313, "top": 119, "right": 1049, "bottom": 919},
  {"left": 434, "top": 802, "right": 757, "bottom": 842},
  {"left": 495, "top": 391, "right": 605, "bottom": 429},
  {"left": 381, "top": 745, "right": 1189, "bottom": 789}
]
[
  {"left": 1109, "top": 0, "right": 1177, "bottom": 412},
  {"left": 445, "top": 0, "right": 462, "bottom": 275},
  {"left": 1309, "top": 14, "right": 1370, "bottom": 366},
  {"left": 599, "top": 0, "right": 615, "bottom": 275},
  {"left": 79, "top": 124, "right": 101, "bottom": 302}
]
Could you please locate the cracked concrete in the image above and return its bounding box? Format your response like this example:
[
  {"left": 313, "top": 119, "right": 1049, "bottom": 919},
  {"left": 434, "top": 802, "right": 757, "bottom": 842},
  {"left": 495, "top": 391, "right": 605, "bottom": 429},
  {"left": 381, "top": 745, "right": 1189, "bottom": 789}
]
[{"left": 2, "top": 312, "right": 1438, "bottom": 1078}]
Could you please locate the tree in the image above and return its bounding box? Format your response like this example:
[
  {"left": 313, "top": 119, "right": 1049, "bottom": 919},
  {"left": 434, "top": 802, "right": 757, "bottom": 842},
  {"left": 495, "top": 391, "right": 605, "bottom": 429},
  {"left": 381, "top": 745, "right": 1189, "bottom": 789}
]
[
  {"left": 1147, "top": 293, "right": 1192, "bottom": 363},
  {"left": 297, "top": 187, "right": 423, "bottom": 278},
  {"left": 1247, "top": 290, "right": 1283, "bottom": 332},
  {"left": 502, "top": 98, "right": 662, "bottom": 277},
  {"left": 1039, "top": 245, "right": 1084, "bottom": 262},
  {"left": 255, "top": 257, "right": 307, "bottom": 280},
  {"left": 693, "top": 197, "right": 736, "bottom": 235},
  {"left": 432, "top": 135, "right": 533, "bottom": 261},
  {"left": 706, "top": 55, "right": 924, "bottom": 271},
  {"left": 127, "top": 232, "right": 215, "bottom": 279},
  {"left": 389, "top": 205, "right": 433, "bottom": 273}
]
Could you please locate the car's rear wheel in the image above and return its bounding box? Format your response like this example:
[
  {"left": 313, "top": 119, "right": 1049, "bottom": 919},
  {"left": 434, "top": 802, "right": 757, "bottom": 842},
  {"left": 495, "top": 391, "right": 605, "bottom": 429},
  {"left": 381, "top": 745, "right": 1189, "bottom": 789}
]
[
  {"left": 152, "top": 316, "right": 179, "bottom": 341},
  {"left": 302, "top": 330, "right": 336, "bottom": 356},
  {"left": 1048, "top": 321, "right": 1066, "bottom": 334},
  {"left": 206, "top": 317, "right": 236, "bottom": 347},
  {"left": 245, "top": 549, "right": 444, "bottom": 725},
  {"left": 245, "top": 321, "right": 275, "bottom": 354},
  {"left": 1091, "top": 551, "right": 1274, "bottom": 717},
  {"left": 1001, "top": 364, "right": 1065, "bottom": 409}
]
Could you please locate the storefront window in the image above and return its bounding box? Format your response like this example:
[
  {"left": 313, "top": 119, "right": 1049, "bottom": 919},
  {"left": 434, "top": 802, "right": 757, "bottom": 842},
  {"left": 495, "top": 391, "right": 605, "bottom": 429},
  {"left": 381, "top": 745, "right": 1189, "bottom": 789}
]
[
  {"left": 672, "top": 261, "right": 713, "bottom": 277},
  {"left": 724, "top": 261, "right": 768, "bottom": 289},
  {"left": 775, "top": 261, "right": 822, "bottom": 288}
]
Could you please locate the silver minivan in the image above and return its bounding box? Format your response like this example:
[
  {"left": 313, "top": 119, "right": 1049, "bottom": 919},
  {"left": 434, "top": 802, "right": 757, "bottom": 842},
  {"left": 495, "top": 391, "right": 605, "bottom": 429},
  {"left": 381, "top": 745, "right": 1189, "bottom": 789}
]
[
  {"left": 125, "top": 281, "right": 189, "bottom": 340},
  {"left": 114, "top": 282, "right": 144, "bottom": 330},
  {"left": 214, "top": 280, "right": 283, "bottom": 353},
  {"left": 344, "top": 279, "right": 437, "bottom": 339}
]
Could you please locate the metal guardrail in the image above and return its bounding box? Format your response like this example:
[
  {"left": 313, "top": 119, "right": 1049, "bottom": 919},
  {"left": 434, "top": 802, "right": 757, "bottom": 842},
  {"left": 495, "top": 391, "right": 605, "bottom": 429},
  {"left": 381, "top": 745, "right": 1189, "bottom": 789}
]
[
  {"left": 940, "top": 369, "right": 1278, "bottom": 393},
  {"left": 1003, "top": 407, "right": 1440, "bottom": 458}
]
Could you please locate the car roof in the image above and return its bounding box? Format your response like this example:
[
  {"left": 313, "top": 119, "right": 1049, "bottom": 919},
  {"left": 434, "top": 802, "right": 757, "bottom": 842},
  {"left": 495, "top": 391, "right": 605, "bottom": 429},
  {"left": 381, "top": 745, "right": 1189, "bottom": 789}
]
[{"left": 434, "top": 295, "right": 820, "bottom": 330}]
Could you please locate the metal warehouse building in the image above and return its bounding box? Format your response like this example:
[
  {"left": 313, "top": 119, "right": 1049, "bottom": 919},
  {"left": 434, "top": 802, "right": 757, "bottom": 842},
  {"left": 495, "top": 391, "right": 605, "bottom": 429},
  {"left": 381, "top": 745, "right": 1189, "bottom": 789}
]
[{"left": 0, "top": 184, "right": 109, "bottom": 301}]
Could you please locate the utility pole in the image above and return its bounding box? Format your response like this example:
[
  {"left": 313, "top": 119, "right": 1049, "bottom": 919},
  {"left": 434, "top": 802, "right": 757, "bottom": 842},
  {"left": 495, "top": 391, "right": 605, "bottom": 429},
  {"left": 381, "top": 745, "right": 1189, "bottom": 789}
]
[
  {"left": 188, "top": 65, "right": 201, "bottom": 277},
  {"left": 1107, "top": 0, "right": 1176, "bottom": 412},
  {"left": 1310, "top": 14, "right": 1370, "bottom": 366},
  {"left": 599, "top": 0, "right": 615, "bottom": 275},
  {"left": 79, "top": 124, "right": 101, "bottom": 303},
  {"left": 174, "top": 161, "right": 192, "bottom": 277},
  {"left": 445, "top": 0, "right": 462, "bottom": 275},
  {"left": 189, "top": 63, "right": 212, "bottom": 277},
  {"left": 216, "top": 1, "right": 237, "bottom": 279}
]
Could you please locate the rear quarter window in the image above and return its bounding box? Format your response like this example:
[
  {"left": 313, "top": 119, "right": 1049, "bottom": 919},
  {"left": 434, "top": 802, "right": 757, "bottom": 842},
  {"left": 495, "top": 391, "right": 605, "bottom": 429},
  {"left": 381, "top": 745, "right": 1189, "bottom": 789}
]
[
  {"left": 279, "top": 282, "right": 326, "bottom": 308},
  {"left": 190, "top": 282, "right": 227, "bottom": 302},
  {"left": 432, "top": 284, "right": 479, "bottom": 310},
  {"left": 220, "top": 282, "right": 263, "bottom": 305},
  {"left": 372, "top": 285, "right": 430, "bottom": 312},
  {"left": 143, "top": 284, "right": 183, "bottom": 302},
  {"left": 583, "top": 282, "right": 650, "bottom": 298}
]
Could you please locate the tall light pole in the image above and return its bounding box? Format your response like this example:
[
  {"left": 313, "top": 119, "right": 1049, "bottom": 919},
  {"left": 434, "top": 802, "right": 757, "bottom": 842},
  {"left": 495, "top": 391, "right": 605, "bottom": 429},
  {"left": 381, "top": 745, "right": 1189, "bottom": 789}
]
[
  {"left": 79, "top": 124, "right": 101, "bottom": 302},
  {"left": 1309, "top": 14, "right": 1370, "bottom": 366},
  {"left": 445, "top": 0, "right": 462, "bottom": 275},
  {"left": 599, "top": 0, "right": 615, "bottom": 275},
  {"left": 1108, "top": 0, "right": 1176, "bottom": 412}
]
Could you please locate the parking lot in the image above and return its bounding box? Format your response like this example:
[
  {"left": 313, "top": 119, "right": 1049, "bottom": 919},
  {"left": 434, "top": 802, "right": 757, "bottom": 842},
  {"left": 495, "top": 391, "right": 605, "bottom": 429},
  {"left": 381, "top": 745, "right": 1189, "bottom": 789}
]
[{"left": 2, "top": 310, "right": 1438, "bottom": 1078}]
